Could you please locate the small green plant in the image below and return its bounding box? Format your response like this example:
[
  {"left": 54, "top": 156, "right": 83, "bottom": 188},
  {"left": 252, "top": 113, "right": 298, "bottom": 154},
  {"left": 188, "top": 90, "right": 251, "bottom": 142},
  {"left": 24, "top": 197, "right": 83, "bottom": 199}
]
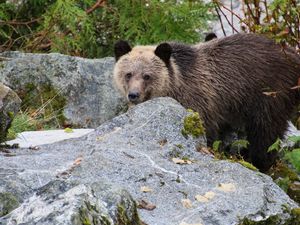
[
  {"left": 7, "top": 114, "right": 37, "bottom": 139},
  {"left": 231, "top": 139, "right": 249, "bottom": 149},
  {"left": 287, "top": 136, "right": 300, "bottom": 145},
  {"left": 268, "top": 136, "right": 300, "bottom": 173},
  {"left": 266, "top": 137, "right": 300, "bottom": 204},
  {"left": 212, "top": 140, "right": 222, "bottom": 152},
  {"left": 268, "top": 138, "right": 282, "bottom": 152},
  {"left": 210, "top": 140, "right": 228, "bottom": 160},
  {"left": 6, "top": 84, "right": 67, "bottom": 139},
  {"left": 285, "top": 149, "right": 300, "bottom": 173}
]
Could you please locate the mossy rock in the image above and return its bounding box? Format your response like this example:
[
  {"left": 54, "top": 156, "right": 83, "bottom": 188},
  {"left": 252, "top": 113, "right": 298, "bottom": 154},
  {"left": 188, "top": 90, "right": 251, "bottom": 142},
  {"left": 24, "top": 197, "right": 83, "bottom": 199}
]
[
  {"left": 0, "top": 192, "right": 19, "bottom": 217},
  {"left": 0, "top": 84, "right": 21, "bottom": 143},
  {"left": 74, "top": 197, "right": 141, "bottom": 225},
  {"left": 239, "top": 207, "right": 300, "bottom": 225}
]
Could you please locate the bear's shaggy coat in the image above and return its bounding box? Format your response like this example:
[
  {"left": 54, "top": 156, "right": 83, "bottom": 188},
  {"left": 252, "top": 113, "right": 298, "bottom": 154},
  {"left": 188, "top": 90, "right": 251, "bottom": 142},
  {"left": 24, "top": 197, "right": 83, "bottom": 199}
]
[{"left": 113, "top": 33, "right": 300, "bottom": 172}]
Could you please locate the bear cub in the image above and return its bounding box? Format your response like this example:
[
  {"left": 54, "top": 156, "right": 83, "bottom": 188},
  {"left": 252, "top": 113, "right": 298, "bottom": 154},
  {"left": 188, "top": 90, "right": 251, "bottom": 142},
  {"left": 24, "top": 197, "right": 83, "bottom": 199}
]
[{"left": 113, "top": 33, "right": 300, "bottom": 172}]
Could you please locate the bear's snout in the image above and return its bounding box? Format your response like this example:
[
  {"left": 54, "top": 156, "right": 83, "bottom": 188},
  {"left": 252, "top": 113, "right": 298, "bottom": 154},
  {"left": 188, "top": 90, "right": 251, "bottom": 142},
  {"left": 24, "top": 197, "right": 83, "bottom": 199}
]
[{"left": 128, "top": 91, "right": 140, "bottom": 103}]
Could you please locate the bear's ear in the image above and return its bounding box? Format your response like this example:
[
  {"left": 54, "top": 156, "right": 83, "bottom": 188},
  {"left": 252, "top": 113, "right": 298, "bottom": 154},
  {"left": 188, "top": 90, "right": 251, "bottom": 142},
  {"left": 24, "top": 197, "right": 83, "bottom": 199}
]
[
  {"left": 154, "top": 43, "right": 172, "bottom": 66},
  {"left": 114, "top": 40, "right": 132, "bottom": 61},
  {"left": 205, "top": 33, "right": 217, "bottom": 42}
]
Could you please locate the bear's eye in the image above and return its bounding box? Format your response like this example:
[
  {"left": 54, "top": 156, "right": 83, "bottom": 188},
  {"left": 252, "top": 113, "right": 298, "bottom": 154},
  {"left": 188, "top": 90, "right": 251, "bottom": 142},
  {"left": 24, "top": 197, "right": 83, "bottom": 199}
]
[
  {"left": 125, "top": 73, "right": 132, "bottom": 81},
  {"left": 143, "top": 74, "right": 151, "bottom": 81}
]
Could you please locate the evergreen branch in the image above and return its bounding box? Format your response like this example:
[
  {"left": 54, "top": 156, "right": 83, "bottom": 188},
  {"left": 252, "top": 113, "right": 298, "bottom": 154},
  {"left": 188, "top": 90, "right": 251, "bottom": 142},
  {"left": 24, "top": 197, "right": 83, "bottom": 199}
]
[{"left": 86, "top": 0, "right": 106, "bottom": 14}]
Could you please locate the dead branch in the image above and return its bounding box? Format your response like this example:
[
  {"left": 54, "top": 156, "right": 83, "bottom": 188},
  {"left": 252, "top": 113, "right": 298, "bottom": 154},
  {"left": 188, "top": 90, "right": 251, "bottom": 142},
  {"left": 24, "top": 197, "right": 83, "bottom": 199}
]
[
  {"left": 214, "top": 1, "right": 239, "bottom": 34},
  {"left": 218, "top": 1, "right": 249, "bottom": 27},
  {"left": 0, "top": 18, "right": 40, "bottom": 26},
  {"left": 214, "top": 5, "right": 227, "bottom": 36},
  {"left": 263, "top": 0, "right": 269, "bottom": 23},
  {"left": 86, "top": 0, "right": 106, "bottom": 14}
]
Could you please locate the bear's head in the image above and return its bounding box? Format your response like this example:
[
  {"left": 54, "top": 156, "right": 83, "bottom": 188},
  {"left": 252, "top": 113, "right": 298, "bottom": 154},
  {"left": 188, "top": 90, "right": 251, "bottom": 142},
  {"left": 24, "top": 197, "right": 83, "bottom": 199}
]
[{"left": 113, "top": 41, "right": 172, "bottom": 104}]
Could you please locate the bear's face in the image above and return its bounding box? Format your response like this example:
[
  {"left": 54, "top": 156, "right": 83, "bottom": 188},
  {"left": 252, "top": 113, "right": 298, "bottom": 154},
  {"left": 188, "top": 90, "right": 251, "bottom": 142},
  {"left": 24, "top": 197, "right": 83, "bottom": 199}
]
[{"left": 113, "top": 41, "right": 172, "bottom": 104}]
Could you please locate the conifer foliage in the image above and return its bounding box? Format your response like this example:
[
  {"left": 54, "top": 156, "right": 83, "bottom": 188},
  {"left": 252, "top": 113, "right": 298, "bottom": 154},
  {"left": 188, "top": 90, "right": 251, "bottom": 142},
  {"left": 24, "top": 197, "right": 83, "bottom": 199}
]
[{"left": 0, "top": 0, "right": 215, "bottom": 58}]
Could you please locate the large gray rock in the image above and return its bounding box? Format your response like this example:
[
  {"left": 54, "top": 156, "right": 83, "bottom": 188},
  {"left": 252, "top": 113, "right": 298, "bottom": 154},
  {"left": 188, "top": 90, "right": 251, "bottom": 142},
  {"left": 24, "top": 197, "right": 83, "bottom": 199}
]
[
  {"left": 3, "top": 180, "right": 140, "bottom": 225},
  {"left": 0, "top": 83, "right": 21, "bottom": 143},
  {"left": 0, "top": 52, "right": 126, "bottom": 128},
  {"left": 0, "top": 97, "right": 298, "bottom": 225}
]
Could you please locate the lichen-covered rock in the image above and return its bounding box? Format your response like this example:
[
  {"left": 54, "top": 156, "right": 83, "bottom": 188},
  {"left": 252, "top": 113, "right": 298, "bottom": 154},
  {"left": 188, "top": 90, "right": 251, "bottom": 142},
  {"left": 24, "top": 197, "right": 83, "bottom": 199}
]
[
  {"left": 0, "top": 192, "right": 19, "bottom": 217},
  {"left": 0, "top": 52, "right": 126, "bottom": 128},
  {"left": 0, "top": 97, "right": 298, "bottom": 225},
  {"left": 0, "top": 83, "right": 21, "bottom": 143},
  {"left": 2, "top": 180, "right": 140, "bottom": 225}
]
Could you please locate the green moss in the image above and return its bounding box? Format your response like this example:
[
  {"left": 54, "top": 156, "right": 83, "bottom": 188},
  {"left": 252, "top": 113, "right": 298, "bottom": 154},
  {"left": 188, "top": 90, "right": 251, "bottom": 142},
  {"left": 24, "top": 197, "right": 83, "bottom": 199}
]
[
  {"left": 169, "top": 148, "right": 181, "bottom": 158},
  {"left": 239, "top": 208, "right": 300, "bottom": 225},
  {"left": 77, "top": 201, "right": 111, "bottom": 225},
  {"left": 291, "top": 208, "right": 300, "bottom": 218},
  {"left": 181, "top": 110, "right": 205, "bottom": 138},
  {"left": 78, "top": 207, "right": 92, "bottom": 225},
  {"left": 181, "top": 156, "right": 190, "bottom": 161},
  {"left": 116, "top": 202, "right": 141, "bottom": 225},
  {"left": 0, "top": 192, "right": 19, "bottom": 217},
  {"left": 7, "top": 111, "right": 14, "bottom": 120},
  {"left": 116, "top": 204, "right": 129, "bottom": 225},
  {"left": 238, "top": 160, "right": 258, "bottom": 171},
  {"left": 285, "top": 207, "right": 300, "bottom": 224},
  {"left": 175, "top": 144, "right": 184, "bottom": 149},
  {"left": 238, "top": 215, "right": 281, "bottom": 225}
]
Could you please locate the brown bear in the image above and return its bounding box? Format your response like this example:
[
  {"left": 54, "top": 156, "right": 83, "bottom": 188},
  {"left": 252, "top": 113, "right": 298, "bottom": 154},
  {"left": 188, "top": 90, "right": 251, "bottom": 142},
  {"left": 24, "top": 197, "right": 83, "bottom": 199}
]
[{"left": 113, "top": 33, "right": 300, "bottom": 172}]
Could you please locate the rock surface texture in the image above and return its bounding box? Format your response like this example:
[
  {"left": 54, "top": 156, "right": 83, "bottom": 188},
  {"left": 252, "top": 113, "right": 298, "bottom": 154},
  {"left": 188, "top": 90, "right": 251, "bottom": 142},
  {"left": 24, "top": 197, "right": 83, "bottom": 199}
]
[
  {"left": 0, "top": 97, "right": 298, "bottom": 225},
  {"left": 0, "top": 83, "right": 21, "bottom": 143},
  {"left": 0, "top": 52, "right": 126, "bottom": 128}
]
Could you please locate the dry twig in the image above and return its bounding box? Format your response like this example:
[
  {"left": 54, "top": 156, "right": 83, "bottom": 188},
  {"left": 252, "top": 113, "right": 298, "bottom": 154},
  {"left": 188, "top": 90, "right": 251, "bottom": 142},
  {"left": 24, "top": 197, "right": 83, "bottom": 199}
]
[{"left": 86, "top": 0, "right": 106, "bottom": 14}]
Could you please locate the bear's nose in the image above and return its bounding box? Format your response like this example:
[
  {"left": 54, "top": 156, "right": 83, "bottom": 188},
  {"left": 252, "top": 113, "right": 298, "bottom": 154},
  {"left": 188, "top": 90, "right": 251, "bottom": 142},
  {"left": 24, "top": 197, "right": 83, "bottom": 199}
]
[{"left": 128, "top": 92, "right": 140, "bottom": 102}]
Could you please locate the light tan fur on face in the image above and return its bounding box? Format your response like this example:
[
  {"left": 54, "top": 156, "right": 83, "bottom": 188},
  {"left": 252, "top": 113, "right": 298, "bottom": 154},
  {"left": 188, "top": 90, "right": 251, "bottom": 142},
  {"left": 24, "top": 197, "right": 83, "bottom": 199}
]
[{"left": 113, "top": 45, "right": 170, "bottom": 103}]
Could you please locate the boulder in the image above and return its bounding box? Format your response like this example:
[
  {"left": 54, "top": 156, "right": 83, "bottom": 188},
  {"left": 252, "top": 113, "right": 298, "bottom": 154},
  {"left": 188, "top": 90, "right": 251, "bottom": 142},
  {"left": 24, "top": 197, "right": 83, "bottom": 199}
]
[
  {"left": 3, "top": 180, "right": 140, "bottom": 225},
  {"left": 0, "top": 97, "right": 298, "bottom": 225},
  {"left": 0, "top": 52, "right": 126, "bottom": 128},
  {"left": 0, "top": 83, "right": 21, "bottom": 143}
]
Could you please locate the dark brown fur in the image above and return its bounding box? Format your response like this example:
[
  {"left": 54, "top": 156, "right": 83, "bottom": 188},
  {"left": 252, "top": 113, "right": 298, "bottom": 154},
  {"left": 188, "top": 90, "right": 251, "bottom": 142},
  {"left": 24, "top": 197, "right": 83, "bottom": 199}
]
[{"left": 113, "top": 33, "right": 300, "bottom": 172}]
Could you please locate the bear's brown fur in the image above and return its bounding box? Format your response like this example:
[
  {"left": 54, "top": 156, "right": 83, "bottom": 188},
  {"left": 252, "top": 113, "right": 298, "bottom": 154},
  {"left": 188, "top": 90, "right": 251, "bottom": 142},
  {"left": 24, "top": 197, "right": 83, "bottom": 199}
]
[{"left": 113, "top": 33, "right": 300, "bottom": 172}]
